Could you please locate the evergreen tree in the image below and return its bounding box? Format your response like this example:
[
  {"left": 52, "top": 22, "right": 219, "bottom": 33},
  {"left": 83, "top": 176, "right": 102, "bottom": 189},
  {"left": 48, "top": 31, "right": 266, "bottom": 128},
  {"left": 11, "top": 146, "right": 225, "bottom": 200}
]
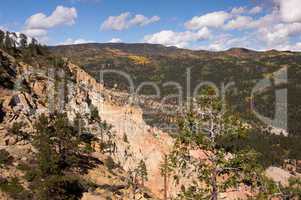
[
  {"left": 29, "top": 113, "right": 93, "bottom": 199},
  {"left": 4, "top": 33, "right": 14, "bottom": 54},
  {"left": 9, "top": 121, "right": 30, "bottom": 142},
  {"left": 137, "top": 160, "right": 148, "bottom": 187},
  {"left": 33, "top": 113, "right": 81, "bottom": 175},
  {"left": 168, "top": 88, "right": 265, "bottom": 199},
  {"left": 28, "top": 38, "right": 38, "bottom": 56},
  {"left": 160, "top": 154, "right": 173, "bottom": 200},
  {"left": 0, "top": 30, "right": 5, "bottom": 48},
  {"left": 19, "top": 33, "right": 28, "bottom": 48}
]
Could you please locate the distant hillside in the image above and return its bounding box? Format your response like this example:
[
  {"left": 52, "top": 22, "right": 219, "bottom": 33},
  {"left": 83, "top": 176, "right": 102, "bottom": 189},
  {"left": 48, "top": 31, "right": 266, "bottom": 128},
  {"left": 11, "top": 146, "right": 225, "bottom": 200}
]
[
  {"left": 1, "top": 31, "right": 301, "bottom": 199},
  {"left": 51, "top": 43, "right": 301, "bottom": 136}
]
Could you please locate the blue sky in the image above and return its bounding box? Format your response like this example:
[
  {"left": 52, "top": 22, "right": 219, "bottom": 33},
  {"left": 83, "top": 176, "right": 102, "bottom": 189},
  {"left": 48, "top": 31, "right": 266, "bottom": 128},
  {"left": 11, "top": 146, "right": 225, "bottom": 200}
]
[{"left": 1, "top": 0, "right": 301, "bottom": 51}]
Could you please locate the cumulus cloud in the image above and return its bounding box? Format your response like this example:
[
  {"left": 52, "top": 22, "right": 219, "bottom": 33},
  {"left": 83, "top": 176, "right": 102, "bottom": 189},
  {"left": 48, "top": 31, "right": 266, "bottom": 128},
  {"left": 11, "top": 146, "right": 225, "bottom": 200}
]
[
  {"left": 258, "top": 23, "right": 301, "bottom": 46},
  {"left": 25, "top": 6, "right": 77, "bottom": 30},
  {"left": 22, "top": 29, "right": 48, "bottom": 38},
  {"left": 129, "top": 15, "right": 160, "bottom": 26},
  {"left": 144, "top": 27, "right": 211, "bottom": 48},
  {"left": 185, "top": 2, "right": 301, "bottom": 51},
  {"left": 0, "top": 25, "right": 8, "bottom": 31},
  {"left": 224, "top": 16, "right": 253, "bottom": 30},
  {"left": 197, "top": 34, "right": 253, "bottom": 51},
  {"left": 185, "top": 11, "right": 231, "bottom": 30},
  {"left": 248, "top": 10, "right": 279, "bottom": 29},
  {"left": 108, "top": 38, "right": 122, "bottom": 43},
  {"left": 146, "top": 2, "right": 301, "bottom": 51},
  {"left": 101, "top": 12, "right": 160, "bottom": 31},
  {"left": 23, "top": 6, "right": 77, "bottom": 40},
  {"left": 281, "top": 42, "right": 301, "bottom": 51},
  {"left": 231, "top": 7, "right": 246, "bottom": 15},
  {"left": 249, "top": 6, "right": 262, "bottom": 14},
  {"left": 278, "top": 0, "right": 301, "bottom": 23},
  {"left": 59, "top": 38, "right": 95, "bottom": 45}
]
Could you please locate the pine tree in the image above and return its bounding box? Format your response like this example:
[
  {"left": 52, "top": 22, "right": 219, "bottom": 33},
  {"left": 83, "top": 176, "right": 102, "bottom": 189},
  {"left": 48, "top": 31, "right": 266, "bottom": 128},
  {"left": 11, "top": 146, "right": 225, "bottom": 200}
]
[
  {"left": 28, "top": 38, "right": 38, "bottom": 56},
  {"left": 160, "top": 154, "right": 172, "bottom": 200},
  {"left": 9, "top": 121, "right": 29, "bottom": 142},
  {"left": 168, "top": 88, "right": 265, "bottom": 199},
  {"left": 19, "top": 33, "right": 28, "bottom": 48},
  {"left": 33, "top": 113, "right": 81, "bottom": 175},
  {"left": 0, "top": 30, "right": 5, "bottom": 48},
  {"left": 138, "top": 160, "right": 148, "bottom": 187},
  {"left": 4, "top": 33, "right": 14, "bottom": 54}
]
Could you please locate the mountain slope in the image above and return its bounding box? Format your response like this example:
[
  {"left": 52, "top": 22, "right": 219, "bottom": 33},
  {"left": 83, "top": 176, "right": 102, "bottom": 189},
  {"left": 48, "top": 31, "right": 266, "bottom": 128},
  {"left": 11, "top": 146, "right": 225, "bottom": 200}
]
[
  {"left": 51, "top": 43, "right": 301, "bottom": 168},
  {"left": 1, "top": 31, "right": 300, "bottom": 199},
  {"left": 0, "top": 46, "right": 163, "bottom": 199},
  {"left": 51, "top": 43, "right": 301, "bottom": 134}
]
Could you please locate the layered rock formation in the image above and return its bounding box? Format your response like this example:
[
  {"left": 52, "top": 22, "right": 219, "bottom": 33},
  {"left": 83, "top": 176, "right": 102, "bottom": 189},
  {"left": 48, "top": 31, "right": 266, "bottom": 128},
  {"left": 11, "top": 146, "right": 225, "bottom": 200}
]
[{"left": 1, "top": 47, "right": 299, "bottom": 200}]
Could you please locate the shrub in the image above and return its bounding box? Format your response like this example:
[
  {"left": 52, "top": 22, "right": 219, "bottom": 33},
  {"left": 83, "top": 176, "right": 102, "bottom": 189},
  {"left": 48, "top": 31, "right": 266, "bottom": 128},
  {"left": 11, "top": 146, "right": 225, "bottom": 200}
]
[
  {"left": 0, "top": 177, "right": 31, "bottom": 199},
  {"left": 9, "top": 122, "right": 29, "bottom": 142},
  {"left": 0, "top": 149, "right": 12, "bottom": 166},
  {"left": 90, "top": 105, "right": 100, "bottom": 122},
  {"left": 35, "top": 175, "right": 86, "bottom": 200},
  {"left": 105, "top": 156, "right": 117, "bottom": 172},
  {"left": 123, "top": 133, "right": 129, "bottom": 143}
]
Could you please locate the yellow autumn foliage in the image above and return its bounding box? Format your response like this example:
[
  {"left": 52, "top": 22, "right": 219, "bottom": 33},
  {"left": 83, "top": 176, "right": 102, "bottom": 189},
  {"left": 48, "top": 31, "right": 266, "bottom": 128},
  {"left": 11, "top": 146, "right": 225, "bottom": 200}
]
[{"left": 128, "top": 55, "right": 151, "bottom": 65}]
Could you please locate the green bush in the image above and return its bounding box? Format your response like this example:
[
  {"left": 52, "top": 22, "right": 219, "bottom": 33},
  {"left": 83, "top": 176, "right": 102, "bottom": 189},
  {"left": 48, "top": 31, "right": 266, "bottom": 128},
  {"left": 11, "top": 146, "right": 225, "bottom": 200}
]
[
  {"left": 90, "top": 105, "right": 100, "bottom": 122},
  {"left": 123, "top": 133, "right": 129, "bottom": 143},
  {"left": 35, "top": 175, "right": 86, "bottom": 200},
  {"left": 9, "top": 122, "right": 29, "bottom": 142},
  {"left": 0, "top": 149, "right": 12, "bottom": 166},
  {"left": 105, "top": 156, "right": 117, "bottom": 172},
  {"left": 0, "top": 177, "right": 31, "bottom": 200}
]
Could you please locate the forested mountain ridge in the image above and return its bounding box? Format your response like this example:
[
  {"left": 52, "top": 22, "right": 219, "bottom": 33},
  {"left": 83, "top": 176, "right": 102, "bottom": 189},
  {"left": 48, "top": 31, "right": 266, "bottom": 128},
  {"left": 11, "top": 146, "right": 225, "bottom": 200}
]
[
  {"left": 51, "top": 43, "right": 301, "bottom": 136},
  {"left": 51, "top": 43, "right": 301, "bottom": 167},
  {"left": 0, "top": 30, "right": 162, "bottom": 200},
  {"left": 0, "top": 30, "right": 300, "bottom": 199}
]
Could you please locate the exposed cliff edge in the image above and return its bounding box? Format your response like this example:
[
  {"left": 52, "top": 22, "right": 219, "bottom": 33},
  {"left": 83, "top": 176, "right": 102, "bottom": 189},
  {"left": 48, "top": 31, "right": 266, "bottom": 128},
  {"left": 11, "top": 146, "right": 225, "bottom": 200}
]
[
  {"left": 1, "top": 46, "right": 300, "bottom": 199},
  {"left": 0, "top": 47, "right": 175, "bottom": 199}
]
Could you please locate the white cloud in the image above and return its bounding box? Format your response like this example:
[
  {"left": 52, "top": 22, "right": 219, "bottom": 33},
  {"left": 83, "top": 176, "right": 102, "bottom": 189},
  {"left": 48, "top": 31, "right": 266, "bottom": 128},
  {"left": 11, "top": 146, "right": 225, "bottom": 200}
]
[
  {"left": 101, "top": 12, "right": 130, "bottom": 31},
  {"left": 258, "top": 23, "right": 301, "bottom": 46},
  {"left": 22, "top": 29, "right": 48, "bottom": 38},
  {"left": 143, "top": 27, "right": 211, "bottom": 48},
  {"left": 185, "top": 11, "right": 231, "bottom": 30},
  {"left": 231, "top": 7, "right": 245, "bottom": 15},
  {"left": 281, "top": 42, "right": 301, "bottom": 51},
  {"left": 198, "top": 34, "right": 253, "bottom": 51},
  {"left": 224, "top": 16, "right": 253, "bottom": 30},
  {"left": 25, "top": 6, "right": 77, "bottom": 30},
  {"left": 184, "top": 4, "right": 301, "bottom": 51},
  {"left": 23, "top": 6, "right": 77, "bottom": 41},
  {"left": 249, "top": 6, "right": 262, "bottom": 14},
  {"left": 59, "top": 38, "right": 95, "bottom": 45},
  {"left": 101, "top": 12, "right": 160, "bottom": 31},
  {"left": 129, "top": 15, "right": 160, "bottom": 26},
  {"left": 279, "top": 0, "right": 301, "bottom": 23},
  {"left": 108, "top": 38, "right": 122, "bottom": 43},
  {"left": 150, "top": 4, "right": 301, "bottom": 51},
  {"left": 0, "top": 25, "right": 7, "bottom": 31},
  {"left": 247, "top": 10, "right": 279, "bottom": 29}
]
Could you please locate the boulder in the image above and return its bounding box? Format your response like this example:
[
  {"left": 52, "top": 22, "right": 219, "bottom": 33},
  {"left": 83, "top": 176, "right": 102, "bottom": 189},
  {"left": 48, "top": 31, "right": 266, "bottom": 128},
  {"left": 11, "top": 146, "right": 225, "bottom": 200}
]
[{"left": 265, "top": 166, "right": 292, "bottom": 187}]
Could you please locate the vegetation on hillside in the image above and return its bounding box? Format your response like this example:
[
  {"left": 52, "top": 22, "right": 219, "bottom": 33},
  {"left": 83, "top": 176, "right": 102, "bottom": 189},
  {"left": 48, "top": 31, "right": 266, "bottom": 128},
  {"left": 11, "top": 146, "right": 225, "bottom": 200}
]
[
  {"left": 52, "top": 43, "right": 301, "bottom": 169},
  {"left": 165, "top": 89, "right": 300, "bottom": 199}
]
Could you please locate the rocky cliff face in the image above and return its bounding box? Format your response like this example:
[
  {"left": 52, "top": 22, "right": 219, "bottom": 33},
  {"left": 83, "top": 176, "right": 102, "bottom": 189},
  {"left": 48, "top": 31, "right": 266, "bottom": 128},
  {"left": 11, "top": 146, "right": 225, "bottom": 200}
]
[
  {"left": 0, "top": 48, "right": 173, "bottom": 199},
  {"left": 1, "top": 47, "right": 299, "bottom": 200},
  {"left": 66, "top": 60, "right": 174, "bottom": 198}
]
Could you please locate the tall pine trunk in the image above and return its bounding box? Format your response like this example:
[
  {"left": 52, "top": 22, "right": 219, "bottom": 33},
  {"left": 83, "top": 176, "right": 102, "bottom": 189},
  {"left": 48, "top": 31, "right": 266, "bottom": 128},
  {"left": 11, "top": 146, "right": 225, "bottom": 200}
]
[{"left": 211, "top": 166, "right": 218, "bottom": 200}]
